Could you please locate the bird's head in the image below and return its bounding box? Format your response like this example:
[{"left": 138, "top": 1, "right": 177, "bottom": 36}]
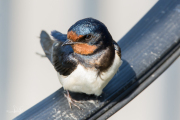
[{"left": 62, "top": 18, "right": 113, "bottom": 55}]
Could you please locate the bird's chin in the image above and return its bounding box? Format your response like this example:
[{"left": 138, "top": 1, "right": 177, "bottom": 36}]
[{"left": 71, "top": 43, "right": 97, "bottom": 55}]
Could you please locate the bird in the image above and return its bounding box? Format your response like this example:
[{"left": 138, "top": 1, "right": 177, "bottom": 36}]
[{"left": 40, "top": 18, "right": 122, "bottom": 109}]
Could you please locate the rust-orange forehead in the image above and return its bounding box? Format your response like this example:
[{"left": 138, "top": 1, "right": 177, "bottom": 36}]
[{"left": 67, "top": 31, "right": 84, "bottom": 42}]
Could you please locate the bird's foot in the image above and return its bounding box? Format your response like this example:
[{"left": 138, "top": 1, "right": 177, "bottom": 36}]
[{"left": 64, "top": 91, "right": 82, "bottom": 109}]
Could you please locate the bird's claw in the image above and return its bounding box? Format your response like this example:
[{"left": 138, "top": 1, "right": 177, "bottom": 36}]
[{"left": 64, "top": 91, "right": 82, "bottom": 109}]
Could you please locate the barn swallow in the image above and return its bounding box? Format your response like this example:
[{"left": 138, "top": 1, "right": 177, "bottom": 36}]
[{"left": 40, "top": 18, "right": 122, "bottom": 109}]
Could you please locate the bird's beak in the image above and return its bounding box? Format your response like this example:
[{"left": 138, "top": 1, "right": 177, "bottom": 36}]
[{"left": 61, "top": 39, "right": 75, "bottom": 46}]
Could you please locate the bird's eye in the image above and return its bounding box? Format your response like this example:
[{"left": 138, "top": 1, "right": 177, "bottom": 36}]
[{"left": 85, "top": 34, "right": 92, "bottom": 40}]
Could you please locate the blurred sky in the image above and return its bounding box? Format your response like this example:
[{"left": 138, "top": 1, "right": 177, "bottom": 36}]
[{"left": 0, "top": 0, "right": 179, "bottom": 120}]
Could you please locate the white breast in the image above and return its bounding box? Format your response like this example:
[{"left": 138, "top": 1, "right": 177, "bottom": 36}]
[{"left": 57, "top": 52, "right": 122, "bottom": 96}]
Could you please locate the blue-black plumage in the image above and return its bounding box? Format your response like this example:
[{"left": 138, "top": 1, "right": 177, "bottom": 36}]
[{"left": 40, "top": 18, "right": 122, "bottom": 109}]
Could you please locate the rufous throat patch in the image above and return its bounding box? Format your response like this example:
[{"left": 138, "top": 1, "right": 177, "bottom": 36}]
[{"left": 72, "top": 43, "right": 97, "bottom": 55}]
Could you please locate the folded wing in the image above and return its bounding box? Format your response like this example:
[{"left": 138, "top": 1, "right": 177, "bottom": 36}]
[
  {"left": 113, "top": 40, "right": 121, "bottom": 58},
  {"left": 40, "top": 30, "right": 77, "bottom": 76}
]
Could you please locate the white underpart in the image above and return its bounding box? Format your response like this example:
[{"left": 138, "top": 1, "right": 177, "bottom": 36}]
[{"left": 57, "top": 52, "right": 122, "bottom": 96}]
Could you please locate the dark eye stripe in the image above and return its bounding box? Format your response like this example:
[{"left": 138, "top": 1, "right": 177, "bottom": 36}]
[{"left": 85, "top": 34, "right": 92, "bottom": 40}]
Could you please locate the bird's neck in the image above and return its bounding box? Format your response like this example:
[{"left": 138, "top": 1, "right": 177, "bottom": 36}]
[{"left": 73, "top": 45, "right": 115, "bottom": 72}]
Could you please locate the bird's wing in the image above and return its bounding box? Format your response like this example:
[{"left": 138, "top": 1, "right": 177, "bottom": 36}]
[
  {"left": 40, "top": 30, "right": 77, "bottom": 76},
  {"left": 40, "top": 31, "right": 54, "bottom": 63},
  {"left": 113, "top": 40, "right": 121, "bottom": 58},
  {"left": 51, "top": 30, "right": 67, "bottom": 42}
]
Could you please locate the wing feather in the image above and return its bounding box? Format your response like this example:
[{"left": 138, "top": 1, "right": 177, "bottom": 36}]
[
  {"left": 113, "top": 40, "right": 121, "bottom": 58},
  {"left": 40, "top": 30, "right": 77, "bottom": 76}
]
